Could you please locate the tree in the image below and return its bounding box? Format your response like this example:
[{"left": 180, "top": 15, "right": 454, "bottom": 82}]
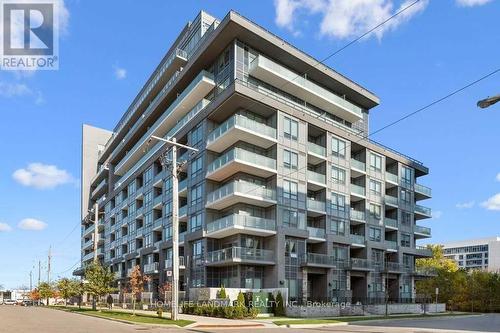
[
  {"left": 275, "top": 291, "right": 285, "bottom": 316},
  {"left": 84, "top": 262, "right": 115, "bottom": 310},
  {"left": 38, "top": 282, "right": 54, "bottom": 306},
  {"left": 217, "top": 285, "right": 227, "bottom": 299},
  {"left": 158, "top": 281, "right": 172, "bottom": 302},
  {"left": 128, "top": 265, "right": 150, "bottom": 315},
  {"left": 30, "top": 288, "right": 40, "bottom": 302},
  {"left": 57, "top": 278, "right": 81, "bottom": 306}
]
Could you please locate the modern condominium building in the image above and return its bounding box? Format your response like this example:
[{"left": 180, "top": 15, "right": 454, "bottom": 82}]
[
  {"left": 443, "top": 237, "right": 500, "bottom": 272},
  {"left": 76, "top": 10, "right": 433, "bottom": 304}
]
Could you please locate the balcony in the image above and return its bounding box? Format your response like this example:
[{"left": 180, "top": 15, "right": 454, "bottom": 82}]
[
  {"left": 83, "top": 224, "right": 95, "bottom": 237},
  {"left": 206, "top": 180, "right": 276, "bottom": 210},
  {"left": 385, "top": 172, "right": 398, "bottom": 185},
  {"left": 414, "top": 225, "right": 431, "bottom": 238},
  {"left": 415, "top": 245, "right": 432, "bottom": 257},
  {"left": 206, "top": 214, "right": 276, "bottom": 238},
  {"left": 82, "top": 238, "right": 94, "bottom": 250},
  {"left": 206, "top": 147, "right": 277, "bottom": 181},
  {"left": 143, "top": 262, "right": 159, "bottom": 274},
  {"left": 90, "top": 164, "right": 109, "bottom": 187},
  {"left": 350, "top": 184, "right": 366, "bottom": 199},
  {"left": 350, "top": 209, "right": 366, "bottom": 223},
  {"left": 350, "top": 258, "right": 372, "bottom": 271},
  {"left": 307, "top": 198, "right": 326, "bottom": 216},
  {"left": 413, "top": 267, "right": 438, "bottom": 277},
  {"left": 350, "top": 234, "right": 366, "bottom": 247},
  {"left": 114, "top": 71, "right": 215, "bottom": 177},
  {"left": 307, "top": 142, "right": 326, "bottom": 164},
  {"left": 414, "top": 204, "right": 432, "bottom": 219},
  {"left": 384, "top": 217, "right": 398, "bottom": 229},
  {"left": 249, "top": 54, "right": 363, "bottom": 123},
  {"left": 165, "top": 256, "right": 185, "bottom": 269},
  {"left": 91, "top": 179, "right": 107, "bottom": 199},
  {"left": 307, "top": 226, "right": 326, "bottom": 242},
  {"left": 385, "top": 195, "right": 398, "bottom": 207},
  {"left": 350, "top": 159, "right": 366, "bottom": 176},
  {"left": 385, "top": 262, "right": 403, "bottom": 272},
  {"left": 205, "top": 247, "right": 275, "bottom": 267},
  {"left": 153, "top": 195, "right": 163, "bottom": 209},
  {"left": 153, "top": 217, "right": 163, "bottom": 231},
  {"left": 415, "top": 183, "right": 432, "bottom": 200},
  {"left": 206, "top": 113, "right": 277, "bottom": 153},
  {"left": 178, "top": 179, "right": 188, "bottom": 197},
  {"left": 386, "top": 240, "right": 398, "bottom": 251},
  {"left": 301, "top": 253, "right": 336, "bottom": 267},
  {"left": 307, "top": 170, "right": 326, "bottom": 190},
  {"left": 179, "top": 205, "right": 188, "bottom": 220}
]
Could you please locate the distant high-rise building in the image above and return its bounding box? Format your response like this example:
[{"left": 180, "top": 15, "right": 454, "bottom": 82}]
[
  {"left": 442, "top": 237, "right": 500, "bottom": 272},
  {"left": 76, "top": 10, "right": 433, "bottom": 304}
]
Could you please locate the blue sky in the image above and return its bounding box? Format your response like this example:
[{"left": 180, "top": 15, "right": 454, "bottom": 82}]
[{"left": 0, "top": 0, "right": 499, "bottom": 289}]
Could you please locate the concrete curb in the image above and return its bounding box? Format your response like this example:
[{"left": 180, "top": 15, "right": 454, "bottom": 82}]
[{"left": 284, "top": 322, "right": 348, "bottom": 328}]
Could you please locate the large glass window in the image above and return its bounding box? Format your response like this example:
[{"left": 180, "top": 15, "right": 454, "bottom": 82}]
[
  {"left": 283, "top": 179, "right": 298, "bottom": 200},
  {"left": 332, "top": 137, "right": 346, "bottom": 158},
  {"left": 331, "top": 192, "right": 346, "bottom": 213},
  {"left": 191, "top": 184, "right": 203, "bottom": 205},
  {"left": 190, "top": 212, "right": 202, "bottom": 232},
  {"left": 143, "top": 167, "right": 153, "bottom": 185},
  {"left": 284, "top": 116, "right": 298, "bottom": 141},
  {"left": 369, "top": 153, "right": 382, "bottom": 172},
  {"left": 401, "top": 166, "right": 413, "bottom": 186},
  {"left": 369, "top": 203, "right": 381, "bottom": 220},
  {"left": 190, "top": 156, "right": 203, "bottom": 178},
  {"left": 401, "top": 233, "right": 411, "bottom": 247},
  {"left": 400, "top": 189, "right": 411, "bottom": 205},
  {"left": 283, "top": 149, "right": 298, "bottom": 170},
  {"left": 331, "top": 219, "right": 346, "bottom": 236},
  {"left": 331, "top": 166, "right": 346, "bottom": 184},
  {"left": 369, "top": 179, "right": 382, "bottom": 196},
  {"left": 369, "top": 227, "right": 382, "bottom": 242},
  {"left": 190, "top": 124, "right": 203, "bottom": 146},
  {"left": 283, "top": 208, "right": 300, "bottom": 228}
]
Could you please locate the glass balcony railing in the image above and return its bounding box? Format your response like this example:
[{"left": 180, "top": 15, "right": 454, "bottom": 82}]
[
  {"left": 205, "top": 247, "right": 274, "bottom": 264},
  {"left": 414, "top": 225, "right": 431, "bottom": 235},
  {"left": 416, "top": 245, "right": 432, "bottom": 256},
  {"left": 307, "top": 198, "right": 326, "bottom": 212},
  {"left": 178, "top": 179, "right": 187, "bottom": 191},
  {"left": 415, "top": 204, "right": 432, "bottom": 216},
  {"left": 166, "top": 98, "right": 210, "bottom": 139},
  {"left": 307, "top": 170, "right": 326, "bottom": 184},
  {"left": 350, "top": 234, "right": 365, "bottom": 245},
  {"left": 179, "top": 205, "right": 187, "bottom": 217},
  {"left": 385, "top": 172, "right": 398, "bottom": 183},
  {"left": 206, "top": 180, "right": 276, "bottom": 204},
  {"left": 350, "top": 159, "right": 366, "bottom": 172},
  {"left": 351, "top": 184, "right": 365, "bottom": 196},
  {"left": 307, "top": 226, "right": 325, "bottom": 239},
  {"left": 143, "top": 262, "right": 159, "bottom": 274},
  {"left": 207, "top": 148, "right": 276, "bottom": 174},
  {"left": 207, "top": 214, "right": 275, "bottom": 234},
  {"left": 415, "top": 183, "right": 432, "bottom": 197},
  {"left": 385, "top": 195, "right": 398, "bottom": 206},
  {"left": 165, "top": 256, "right": 185, "bottom": 268},
  {"left": 386, "top": 240, "right": 398, "bottom": 250},
  {"left": 384, "top": 217, "right": 398, "bottom": 228},
  {"left": 350, "top": 209, "right": 366, "bottom": 221},
  {"left": 307, "top": 142, "right": 326, "bottom": 157},
  {"left": 91, "top": 178, "right": 107, "bottom": 198},
  {"left": 350, "top": 258, "right": 370, "bottom": 269},
  {"left": 302, "top": 253, "right": 336, "bottom": 266},
  {"left": 207, "top": 113, "right": 276, "bottom": 145},
  {"left": 385, "top": 262, "right": 402, "bottom": 272}
]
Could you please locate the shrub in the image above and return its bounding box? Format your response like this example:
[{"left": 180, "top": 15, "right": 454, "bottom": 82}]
[
  {"left": 235, "top": 291, "right": 245, "bottom": 308},
  {"left": 247, "top": 307, "right": 259, "bottom": 318},
  {"left": 268, "top": 292, "right": 276, "bottom": 314},
  {"left": 156, "top": 308, "right": 163, "bottom": 318},
  {"left": 275, "top": 291, "right": 285, "bottom": 316},
  {"left": 217, "top": 285, "right": 227, "bottom": 299}
]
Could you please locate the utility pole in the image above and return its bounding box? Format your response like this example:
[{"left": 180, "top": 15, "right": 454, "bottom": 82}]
[
  {"left": 149, "top": 135, "right": 198, "bottom": 321},
  {"left": 38, "top": 260, "right": 41, "bottom": 306},
  {"left": 29, "top": 271, "right": 33, "bottom": 292},
  {"left": 47, "top": 246, "right": 52, "bottom": 283}
]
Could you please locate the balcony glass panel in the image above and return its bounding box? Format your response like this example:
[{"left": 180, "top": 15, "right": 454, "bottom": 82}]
[
  {"left": 207, "top": 113, "right": 276, "bottom": 145},
  {"left": 307, "top": 198, "right": 326, "bottom": 212},
  {"left": 351, "top": 159, "right": 366, "bottom": 172},
  {"left": 307, "top": 142, "right": 326, "bottom": 157},
  {"left": 207, "top": 148, "right": 276, "bottom": 173},
  {"left": 205, "top": 247, "right": 274, "bottom": 263},
  {"left": 415, "top": 204, "right": 432, "bottom": 216},
  {"left": 206, "top": 180, "right": 275, "bottom": 204},
  {"left": 207, "top": 214, "right": 275, "bottom": 233},
  {"left": 307, "top": 170, "right": 326, "bottom": 184},
  {"left": 351, "top": 184, "right": 365, "bottom": 196},
  {"left": 350, "top": 209, "right": 366, "bottom": 221},
  {"left": 307, "top": 226, "right": 325, "bottom": 239}
]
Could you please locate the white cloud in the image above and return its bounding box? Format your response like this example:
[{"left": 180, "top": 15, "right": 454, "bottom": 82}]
[
  {"left": 455, "top": 0, "right": 492, "bottom": 7},
  {"left": 0, "top": 81, "right": 32, "bottom": 97},
  {"left": 456, "top": 201, "right": 475, "bottom": 209},
  {"left": 13, "top": 163, "right": 75, "bottom": 189},
  {"left": 0, "top": 223, "right": 13, "bottom": 232},
  {"left": 114, "top": 66, "right": 127, "bottom": 80},
  {"left": 18, "top": 218, "right": 47, "bottom": 231},
  {"left": 496, "top": 173, "right": 500, "bottom": 182},
  {"left": 481, "top": 193, "right": 500, "bottom": 211},
  {"left": 274, "top": 0, "right": 429, "bottom": 40},
  {"left": 432, "top": 210, "right": 443, "bottom": 219}
]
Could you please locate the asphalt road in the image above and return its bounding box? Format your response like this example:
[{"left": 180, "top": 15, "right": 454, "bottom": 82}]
[{"left": 1, "top": 305, "right": 499, "bottom": 333}]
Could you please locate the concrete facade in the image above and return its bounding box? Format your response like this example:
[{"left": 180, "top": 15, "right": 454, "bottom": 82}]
[
  {"left": 77, "top": 10, "right": 433, "bottom": 305},
  {"left": 442, "top": 237, "right": 500, "bottom": 272}
]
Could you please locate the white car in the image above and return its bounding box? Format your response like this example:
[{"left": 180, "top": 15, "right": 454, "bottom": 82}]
[{"left": 3, "top": 299, "right": 16, "bottom": 305}]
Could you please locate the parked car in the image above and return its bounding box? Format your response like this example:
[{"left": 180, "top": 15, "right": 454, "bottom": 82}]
[
  {"left": 3, "top": 299, "right": 16, "bottom": 305},
  {"left": 21, "top": 300, "right": 35, "bottom": 306}
]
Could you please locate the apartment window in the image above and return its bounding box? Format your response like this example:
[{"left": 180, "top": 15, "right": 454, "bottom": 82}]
[
  {"left": 332, "top": 137, "right": 346, "bottom": 158},
  {"left": 192, "top": 240, "right": 203, "bottom": 257},
  {"left": 285, "top": 239, "right": 297, "bottom": 258},
  {"left": 284, "top": 117, "right": 298, "bottom": 140},
  {"left": 190, "top": 156, "right": 203, "bottom": 178},
  {"left": 401, "top": 166, "right": 413, "bottom": 186},
  {"left": 400, "top": 189, "right": 411, "bottom": 205},
  {"left": 331, "top": 192, "right": 346, "bottom": 213},
  {"left": 403, "top": 254, "right": 413, "bottom": 269},
  {"left": 401, "top": 233, "right": 411, "bottom": 247},
  {"left": 128, "top": 181, "right": 136, "bottom": 196},
  {"left": 191, "top": 184, "right": 203, "bottom": 205},
  {"left": 283, "top": 208, "right": 300, "bottom": 228},
  {"left": 369, "top": 179, "right": 382, "bottom": 196},
  {"left": 369, "top": 153, "right": 382, "bottom": 172},
  {"left": 283, "top": 149, "right": 298, "bottom": 170},
  {"left": 369, "top": 203, "right": 381, "bottom": 220},
  {"left": 331, "top": 219, "right": 346, "bottom": 236},
  {"left": 143, "top": 167, "right": 153, "bottom": 185},
  {"left": 283, "top": 179, "right": 298, "bottom": 200},
  {"left": 332, "top": 246, "right": 348, "bottom": 260},
  {"left": 144, "top": 233, "right": 153, "bottom": 248},
  {"left": 190, "top": 212, "right": 202, "bottom": 232},
  {"left": 144, "top": 191, "right": 152, "bottom": 207},
  {"left": 144, "top": 212, "right": 152, "bottom": 226},
  {"left": 401, "top": 211, "right": 412, "bottom": 225},
  {"left": 190, "top": 124, "right": 203, "bottom": 146},
  {"left": 331, "top": 166, "right": 346, "bottom": 184},
  {"left": 369, "top": 227, "right": 382, "bottom": 242}
]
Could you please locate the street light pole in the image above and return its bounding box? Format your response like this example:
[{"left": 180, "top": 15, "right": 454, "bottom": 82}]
[
  {"left": 149, "top": 135, "right": 198, "bottom": 321},
  {"left": 477, "top": 94, "right": 500, "bottom": 109}
]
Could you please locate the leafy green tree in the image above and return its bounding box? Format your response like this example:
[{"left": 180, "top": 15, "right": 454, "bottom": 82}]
[
  {"left": 84, "top": 262, "right": 115, "bottom": 310},
  {"left": 38, "top": 282, "right": 54, "bottom": 306},
  {"left": 275, "top": 291, "right": 285, "bottom": 316},
  {"left": 56, "top": 278, "right": 81, "bottom": 306},
  {"left": 128, "top": 265, "right": 150, "bottom": 315},
  {"left": 217, "top": 285, "right": 227, "bottom": 299}
]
